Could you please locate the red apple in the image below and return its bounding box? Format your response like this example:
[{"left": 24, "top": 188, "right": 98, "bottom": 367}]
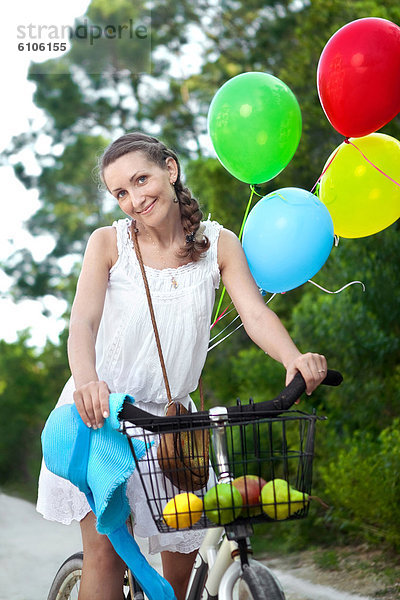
[{"left": 232, "top": 475, "right": 267, "bottom": 516}]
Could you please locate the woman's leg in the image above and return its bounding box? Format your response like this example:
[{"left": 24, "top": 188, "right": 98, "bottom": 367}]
[
  {"left": 161, "top": 549, "right": 197, "bottom": 600},
  {"left": 79, "top": 511, "right": 126, "bottom": 600}
]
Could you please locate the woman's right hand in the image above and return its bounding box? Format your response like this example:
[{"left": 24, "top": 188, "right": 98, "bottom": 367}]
[{"left": 73, "top": 380, "right": 111, "bottom": 429}]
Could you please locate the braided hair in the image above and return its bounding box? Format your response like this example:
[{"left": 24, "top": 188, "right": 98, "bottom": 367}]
[{"left": 99, "top": 132, "right": 210, "bottom": 262}]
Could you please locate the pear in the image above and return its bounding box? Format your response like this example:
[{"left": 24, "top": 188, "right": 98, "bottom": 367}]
[
  {"left": 204, "top": 483, "right": 243, "bottom": 524},
  {"left": 261, "top": 478, "right": 309, "bottom": 520}
]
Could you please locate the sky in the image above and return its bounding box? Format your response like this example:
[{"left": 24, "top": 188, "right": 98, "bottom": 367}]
[{"left": 0, "top": 0, "right": 206, "bottom": 348}]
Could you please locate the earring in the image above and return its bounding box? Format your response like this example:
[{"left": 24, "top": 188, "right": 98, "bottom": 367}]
[{"left": 171, "top": 179, "right": 179, "bottom": 202}]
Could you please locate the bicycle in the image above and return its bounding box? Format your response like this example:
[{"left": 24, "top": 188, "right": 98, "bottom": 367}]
[{"left": 47, "top": 369, "right": 342, "bottom": 600}]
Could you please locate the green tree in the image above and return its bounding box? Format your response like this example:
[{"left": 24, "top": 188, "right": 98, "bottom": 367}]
[
  {"left": 0, "top": 331, "right": 69, "bottom": 499},
  {"left": 319, "top": 421, "right": 400, "bottom": 549},
  {"left": 3, "top": 0, "right": 206, "bottom": 302},
  {"left": 291, "top": 223, "right": 400, "bottom": 434}
]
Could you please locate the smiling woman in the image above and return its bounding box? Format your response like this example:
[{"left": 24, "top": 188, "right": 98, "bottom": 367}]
[{"left": 37, "top": 131, "right": 329, "bottom": 600}]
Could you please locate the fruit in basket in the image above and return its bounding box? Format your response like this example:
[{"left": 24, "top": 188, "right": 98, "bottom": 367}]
[
  {"left": 232, "top": 475, "right": 267, "bottom": 516},
  {"left": 261, "top": 479, "right": 309, "bottom": 520},
  {"left": 204, "top": 483, "right": 243, "bottom": 524},
  {"left": 162, "top": 492, "right": 203, "bottom": 529}
]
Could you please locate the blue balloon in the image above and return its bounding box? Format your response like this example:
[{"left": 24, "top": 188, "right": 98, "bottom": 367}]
[{"left": 242, "top": 187, "right": 334, "bottom": 293}]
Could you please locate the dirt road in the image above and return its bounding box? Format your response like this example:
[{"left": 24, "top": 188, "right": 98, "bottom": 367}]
[{"left": 0, "top": 493, "right": 374, "bottom": 600}]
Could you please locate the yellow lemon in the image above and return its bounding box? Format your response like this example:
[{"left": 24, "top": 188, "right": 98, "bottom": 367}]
[{"left": 163, "top": 493, "right": 203, "bottom": 529}]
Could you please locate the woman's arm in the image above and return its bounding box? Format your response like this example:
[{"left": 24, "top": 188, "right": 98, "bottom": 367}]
[
  {"left": 68, "top": 226, "right": 117, "bottom": 428},
  {"left": 217, "top": 228, "right": 327, "bottom": 395}
]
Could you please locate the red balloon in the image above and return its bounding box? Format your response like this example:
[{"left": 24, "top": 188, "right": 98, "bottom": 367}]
[{"left": 317, "top": 18, "right": 400, "bottom": 137}]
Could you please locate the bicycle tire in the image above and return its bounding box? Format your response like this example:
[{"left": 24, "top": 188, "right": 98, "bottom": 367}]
[
  {"left": 47, "top": 552, "right": 83, "bottom": 600},
  {"left": 241, "top": 561, "right": 285, "bottom": 600},
  {"left": 47, "top": 553, "right": 138, "bottom": 600},
  {"left": 218, "top": 559, "right": 285, "bottom": 600}
]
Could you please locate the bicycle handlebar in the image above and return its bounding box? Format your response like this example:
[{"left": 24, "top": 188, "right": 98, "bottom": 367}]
[{"left": 118, "top": 369, "right": 342, "bottom": 433}]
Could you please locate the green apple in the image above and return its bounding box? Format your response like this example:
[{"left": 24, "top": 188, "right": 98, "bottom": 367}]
[
  {"left": 232, "top": 475, "right": 267, "bottom": 516},
  {"left": 261, "top": 478, "right": 309, "bottom": 520},
  {"left": 204, "top": 483, "right": 243, "bottom": 524}
]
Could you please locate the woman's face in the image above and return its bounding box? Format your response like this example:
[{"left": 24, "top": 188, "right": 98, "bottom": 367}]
[{"left": 103, "top": 151, "right": 178, "bottom": 224}]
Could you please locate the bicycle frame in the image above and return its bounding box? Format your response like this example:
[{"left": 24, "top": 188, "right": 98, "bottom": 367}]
[{"left": 186, "top": 526, "right": 242, "bottom": 600}]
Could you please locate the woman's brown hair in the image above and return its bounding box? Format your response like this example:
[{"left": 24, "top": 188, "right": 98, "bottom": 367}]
[{"left": 99, "top": 132, "right": 209, "bottom": 262}]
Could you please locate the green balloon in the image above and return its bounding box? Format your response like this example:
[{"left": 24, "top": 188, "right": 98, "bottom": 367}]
[{"left": 207, "top": 72, "right": 302, "bottom": 184}]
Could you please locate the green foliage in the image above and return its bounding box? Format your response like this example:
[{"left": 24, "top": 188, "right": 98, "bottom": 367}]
[
  {"left": 0, "top": 332, "right": 69, "bottom": 498},
  {"left": 185, "top": 157, "right": 249, "bottom": 234},
  {"left": 230, "top": 346, "right": 285, "bottom": 403},
  {"left": 3, "top": 132, "right": 117, "bottom": 301},
  {"left": 290, "top": 224, "right": 400, "bottom": 434},
  {"left": 319, "top": 421, "right": 400, "bottom": 550},
  {"left": 69, "top": 0, "right": 151, "bottom": 76},
  {"left": 313, "top": 549, "right": 340, "bottom": 570}
]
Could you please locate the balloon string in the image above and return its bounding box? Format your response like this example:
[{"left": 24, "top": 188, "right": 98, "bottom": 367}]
[
  {"left": 307, "top": 279, "right": 366, "bottom": 293},
  {"left": 210, "top": 302, "right": 233, "bottom": 330},
  {"left": 238, "top": 186, "right": 256, "bottom": 241},
  {"left": 250, "top": 185, "right": 264, "bottom": 198},
  {"left": 208, "top": 321, "right": 243, "bottom": 352},
  {"left": 310, "top": 147, "right": 340, "bottom": 194},
  {"left": 208, "top": 293, "right": 276, "bottom": 352},
  {"left": 210, "top": 313, "right": 241, "bottom": 344},
  {"left": 212, "top": 185, "right": 256, "bottom": 324},
  {"left": 212, "top": 281, "right": 227, "bottom": 325},
  {"left": 344, "top": 139, "right": 400, "bottom": 188}
]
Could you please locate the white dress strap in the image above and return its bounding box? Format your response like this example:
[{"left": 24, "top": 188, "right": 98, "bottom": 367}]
[
  {"left": 204, "top": 220, "right": 223, "bottom": 289},
  {"left": 112, "top": 218, "right": 131, "bottom": 258}
]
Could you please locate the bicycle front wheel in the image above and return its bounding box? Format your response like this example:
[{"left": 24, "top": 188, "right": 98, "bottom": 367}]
[
  {"left": 219, "top": 559, "right": 285, "bottom": 600},
  {"left": 241, "top": 561, "right": 285, "bottom": 600},
  {"left": 47, "top": 552, "right": 83, "bottom": 600}
]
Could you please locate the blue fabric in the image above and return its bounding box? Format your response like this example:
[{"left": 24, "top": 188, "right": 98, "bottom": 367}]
[
  {"left": 41, "top": 393, "right": 176, "bottom": 600},
  {"left": 42, "top": 394, "right": 146, "bottom": 534},
  {"left": 68, "top": 404, "right": 91, "bottom": 495},
  {"left": 108, "top": 526, "right": 177, "bottom": 599}
]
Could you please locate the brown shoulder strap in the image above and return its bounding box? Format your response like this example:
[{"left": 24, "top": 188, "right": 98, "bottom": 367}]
[{"left": 131, "top": 223, "right": 204, "bottom": 410}]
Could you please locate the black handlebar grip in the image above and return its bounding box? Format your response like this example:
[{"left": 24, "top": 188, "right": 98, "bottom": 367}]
[
  {"left": 227, "top": 369, "right": 343, "bottom": 416},
  {"left": 322, "top": 369, "right": 343, "bottom": 386},
  {"left": 119, "top": 369, "right": 343, "bottom": 427}
]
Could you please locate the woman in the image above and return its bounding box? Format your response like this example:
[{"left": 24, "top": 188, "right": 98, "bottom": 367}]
[{"left": 37, "top": 132, "right": 327, "bottom": 600}]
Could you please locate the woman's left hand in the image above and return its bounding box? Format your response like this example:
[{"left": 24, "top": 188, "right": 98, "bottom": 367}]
[{"left": 285, "top": 352, "right": 327, "bottom": 401}]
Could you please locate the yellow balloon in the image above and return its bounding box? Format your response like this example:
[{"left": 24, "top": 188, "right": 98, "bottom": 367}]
[{"left": 319, "top": 133, "right": 400, "bottom": 238}]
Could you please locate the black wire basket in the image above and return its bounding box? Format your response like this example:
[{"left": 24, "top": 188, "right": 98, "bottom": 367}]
[{"left": 122, "top": 410, "right": 320, "bottom": 533}]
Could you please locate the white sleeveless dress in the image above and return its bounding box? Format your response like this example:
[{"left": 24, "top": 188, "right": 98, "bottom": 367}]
[{"left": 37, "top": 217, "right": 223, "bottom": 554}]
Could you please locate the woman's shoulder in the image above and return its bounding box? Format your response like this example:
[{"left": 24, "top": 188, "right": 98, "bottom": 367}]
[
  {"left": 88, "top": 225, "right": 117, "bottom": 247},
  {"left": 213, "top": 226, "right": 244, "bottom": 271},
  {"left": 86, "top": 225, "right": 119, "bottom": 267},
  {"left": 201, "top": 219, "right": 239, "bottom": 256}
]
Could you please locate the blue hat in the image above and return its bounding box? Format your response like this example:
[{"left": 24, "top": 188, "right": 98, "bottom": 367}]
[{"left": 41, "top": 393, "right": 176, "bottom": 600}]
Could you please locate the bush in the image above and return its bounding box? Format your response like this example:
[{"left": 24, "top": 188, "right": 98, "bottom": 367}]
[{"left": 318, "top": 420, "right": 400, "bottom": 549}]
